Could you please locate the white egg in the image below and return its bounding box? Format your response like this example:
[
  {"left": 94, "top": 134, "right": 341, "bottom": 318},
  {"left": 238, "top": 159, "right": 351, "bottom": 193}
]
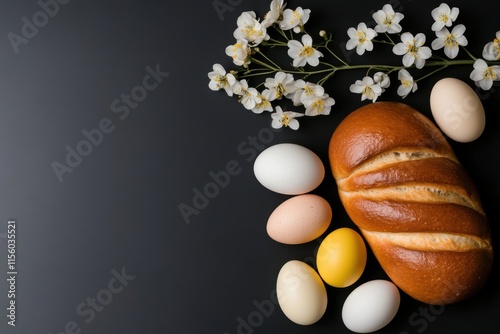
[
  {"left": 430, "top": 77, "right": 485, "bottom": 142},
  {"left": 342, "top": 280, "right": 400, "bottom": 333},
  {"left": 253, "top": 143, "right": 325, "bottom": 195},
  {"left": 276, "top": 260, "right": 328, "bottom": 325}
]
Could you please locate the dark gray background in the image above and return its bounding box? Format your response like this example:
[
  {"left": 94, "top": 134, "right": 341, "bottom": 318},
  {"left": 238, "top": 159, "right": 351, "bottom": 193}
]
[{"left": 0, "top": 0, "right": 499, "bottom": 333}]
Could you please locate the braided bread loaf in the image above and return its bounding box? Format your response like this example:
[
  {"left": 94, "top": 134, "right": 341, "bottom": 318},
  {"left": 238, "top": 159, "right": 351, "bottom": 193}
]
[{"left": 329, "top": 102, "right": 493, "bottom": 305}]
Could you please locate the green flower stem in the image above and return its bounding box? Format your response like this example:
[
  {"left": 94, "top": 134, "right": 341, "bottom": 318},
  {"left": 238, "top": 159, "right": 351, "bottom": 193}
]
[
  {"left": 273, "top": 25, "right": 289, "bottom": 41},
  {"left": 254, "top": 51, "right": 283, "bottom": 71},
  {"left": 385, "top": 33, "right": 396, "bottom": 45},
  {"left": 321, "top": 41, "right": 349, "bottom": 66},
  {"left": 373, "top": 39, "right": 395, "bottom": 46},
  {"left": 265, "top": 38, "right": 288, "bottom": 47},
  {"left": 462, "top": 47, "right": 477, "bottom": 61},
  {"left": 415, "top": 65, "right": 448, "bottom": 83},
  {"left": 240, "top": 58, "right": 500, "bottom": 84}
]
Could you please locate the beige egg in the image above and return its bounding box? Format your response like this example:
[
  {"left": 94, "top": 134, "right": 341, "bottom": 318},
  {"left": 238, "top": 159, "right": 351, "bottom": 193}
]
[
  {"left": 430, "top": 77, "right": 485, "bottom": 142},
  {"left": 266, "top": 194, "right": 332, "bottom": 244},
  {"left": 276, "top": 260, "right": 328, "bottom": 325}
]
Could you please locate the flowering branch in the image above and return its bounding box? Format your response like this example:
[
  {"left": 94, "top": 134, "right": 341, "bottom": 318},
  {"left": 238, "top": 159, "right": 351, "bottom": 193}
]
[{"left": 208, "top": 1, "right": 500, "bottom": 130}]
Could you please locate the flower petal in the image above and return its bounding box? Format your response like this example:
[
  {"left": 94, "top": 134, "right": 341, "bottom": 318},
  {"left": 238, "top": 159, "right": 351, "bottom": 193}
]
[
  {"left": 435, "top": 27, "right": 449, "bottom": 38},
  {"left": 470, "top": 69, "right": 484, "bottom": 81},
  {"left": 432, "top": 21, "right": 444, "bottom": 32},
  {"left": 414, "top": 33, "right": 427, "bottom": 46},
  {"left": 349, "top": 83, "right": 364, "bottom": 93},
  {"left": 372, "top": 11, "right": 385, "bottom": 26},
  {"left": 402, "top": 53, "right": 415, "bottom": 67},
  {"left": 452, "top": 24, "right": 466, "bottom": 37},
  {"left": 418, "top": 46, "right": 432, "bottom": 59},
  {"left": 474, "top": 58, "right": 488, "bottom": 69},
  {"left": 480, "top": 78, "right": 493, "bottom": 90},
  {"left": 401, "top": 32, "right": 413, "bottom": 44},
  {"left": 445, "top": 45, "right": 459, "bottom": 59},
  {"left": 456, "top": 35, "right": 468, "bottom": 47},
  {"left": 387, "top": 23, "right": 402, "bottom": 34},
  {"left": 288, "top": 119, "right": 300, "bottom": 130},
  {"left": 271, "top": 118, "right": 283, "bottom": 129},
  {"left": 347, "top": 27, "right": 357, "bottom": 38},
  {"left": 302, "top": 34, "right": 313, "bottom": 46},
  {"left": 393, "top": 43, "right": 407, "bottom": 55},
  {"left": 414, "top": 57, "right": 426, "bottom": 69},
  {"left": 431, "top": 38, "right": 445, "bottom": 50}
]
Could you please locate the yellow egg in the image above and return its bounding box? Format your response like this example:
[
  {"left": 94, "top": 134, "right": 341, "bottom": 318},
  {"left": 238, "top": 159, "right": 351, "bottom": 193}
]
[{"left": 316, "top": 228, "right": 367, "bottom": 288}]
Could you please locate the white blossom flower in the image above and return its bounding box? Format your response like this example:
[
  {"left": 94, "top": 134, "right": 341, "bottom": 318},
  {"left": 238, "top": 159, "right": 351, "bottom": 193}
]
[
  {"left": 431, "top": 24, "right": 468, "bottom": 59},
  {"left": 346, "top": 22, "right": 377, "bottom": 55},
  {"left": 264, "top": 72, "right": 297, "bottom": 101},
  {"left": 271, "top": 106, "right": 304, "bottom": 130},
  {"left": 233, "top": 11, "right": 269, "bottom": 46},
  {"left": 469, "top": 58, "right": 500, "bottom": 90},
  {"left": 251, "top": 89, "right": 274, "bottom": 114},
  {"left": 372, "top": 4, "right": 404, "bottom": 34},
  {"left": 302, "top": 93, "right": 335, "bottom": 116},
  {"left": 373, "top": 72, "right": 390, "bottom": 90},
  {"left": 262, "top": 0, "right": 286, "bottom": 28},
  {"left": 207, "top": 64, "right": 236, "bottom": 96},
  {"left": 393, "top": 32, "right": 432, "bottom": 69},
  {"left": 482, "top": 31, "right": 500, "bottom": 61},
  {"left": 287, "top": 34, "right": 324, "bottom": 67},
  {"left": 225, "top": 39, "right": 251, "bottom": 67},
  {"left": 292, "top": 80, "right": 325, "bottom": 106},
  {"left": 397, "top": 69, "right": 418, "bottom": 98},
  {"left": 280, "top": 7, "right": 310, "bottom": 33},
  {"left": 431, "top": 3, "right": 459, "bottom": 32},
  {"left": 349, "top": 76, "right": 383, "bottom": 102},
  {"left": 233, "top": 79, "right": 261, "bottom": 110}
]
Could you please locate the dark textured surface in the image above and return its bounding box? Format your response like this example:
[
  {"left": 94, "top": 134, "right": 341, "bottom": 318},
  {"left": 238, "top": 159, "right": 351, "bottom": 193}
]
[{"left": 0, "top": 0, "right": 499, "bottom": 333}]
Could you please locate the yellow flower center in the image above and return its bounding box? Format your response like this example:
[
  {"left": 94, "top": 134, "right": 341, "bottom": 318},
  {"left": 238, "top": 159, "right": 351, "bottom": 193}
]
[
  {"left": 362, "top": 86, "right": 375, "bottom": 99},
  {"left": 281, "top": 114, "right": 290, "bottom": 127},
  {"left": 402, "top": 79, "right": 411, "bottom": 88},
  {"left": 484, "top": 67, "right": 497, "bottom": 80},
  {"left": 383, "top": 14, "right": 394, "bottom": 26},
  {"left": 299, "top": 46, "right": 315, "bottom": 57},
  {"left": 275, "top": 84, "right": 285, "bottom": 99},
  {"left": 242, "top": 27, "right": 262, "bottom": 40},
  {"left": 255, "top": 96, "right": 270, "bottom": 109},
  {"left": 231, "top": 43, "right": 242, "bottom": 58},
  {"left": 439, "top": 13, "right": 449, "bottom": 22},
  {"left": 215, "top": 75, "right": 227, "bottom": 87},
  {"left": 304, "top": 85, "right": 314, "bottom": 95},
  {"left": 494, "top": 38, "right": 500, "bottom": 44},
  {"left": 291, "top": 11, "right": 301, "bottom": 25},
  {"left": 311, "top": 99, "right": 325, "bottom": 114},
  {"left": 407, "top": 41, "right": 418, "bottom": 55},
  {"left": 445, "top": 34, "right": 457, "bottom": 48},
  {"left": 356, "top": 31, "right": 366, "bottom": 44}
]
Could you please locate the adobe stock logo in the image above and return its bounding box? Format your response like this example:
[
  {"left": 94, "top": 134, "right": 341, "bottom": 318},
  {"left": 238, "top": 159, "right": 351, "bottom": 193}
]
[
  {"left": 48, "top": 267, "right": 135, "bottom": 334},
  {"left": 7, "top": 0, "right": 72, "bottom": 54},
  {"left": 178, "top": 127, "right": 276, "bottom": 225},
  {"left": 213, "top": 0, "right": 245, "bottom": 21},
  {"left": 51, "top": 64, "right": 169, "bottom": 182}
]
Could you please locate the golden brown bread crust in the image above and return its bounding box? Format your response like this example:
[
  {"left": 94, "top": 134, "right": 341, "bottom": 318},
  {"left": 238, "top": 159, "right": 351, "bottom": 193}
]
[{"left": 329, "top": 102, "right": 493, "bottom": 305}]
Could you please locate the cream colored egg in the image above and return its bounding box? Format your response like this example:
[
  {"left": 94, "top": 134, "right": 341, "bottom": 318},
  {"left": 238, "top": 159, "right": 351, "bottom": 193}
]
[
  {"left": 276, "top": 260, "right": 328, "bottom": 325},
  {"left": 430, "top": 77, "right": 485, "bottom": 142},
  {"left": 266, "top": 194, "right": 332, "bottom": 245}
]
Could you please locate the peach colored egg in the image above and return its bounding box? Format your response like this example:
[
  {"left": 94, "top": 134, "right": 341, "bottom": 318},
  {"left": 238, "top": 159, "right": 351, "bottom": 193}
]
[{"left": 266, "top": 194, "right": 332, "bottom": 245}]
